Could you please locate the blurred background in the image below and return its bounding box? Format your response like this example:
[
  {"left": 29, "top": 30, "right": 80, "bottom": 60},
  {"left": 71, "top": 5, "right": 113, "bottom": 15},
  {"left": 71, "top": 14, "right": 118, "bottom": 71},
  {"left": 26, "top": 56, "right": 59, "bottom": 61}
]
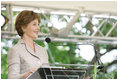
[{"left": 1, "top": 1, "right": 117, "bottom": 79}]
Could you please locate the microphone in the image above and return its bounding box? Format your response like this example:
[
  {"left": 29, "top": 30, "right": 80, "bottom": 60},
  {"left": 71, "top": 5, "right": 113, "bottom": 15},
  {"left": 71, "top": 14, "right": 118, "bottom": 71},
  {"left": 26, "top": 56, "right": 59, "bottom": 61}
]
[
  {"left": 45, "top": 37, "right": 51, "bottom": 43},
  {"left": 45, "top": 37, "right": 66, "bottom": 46}
]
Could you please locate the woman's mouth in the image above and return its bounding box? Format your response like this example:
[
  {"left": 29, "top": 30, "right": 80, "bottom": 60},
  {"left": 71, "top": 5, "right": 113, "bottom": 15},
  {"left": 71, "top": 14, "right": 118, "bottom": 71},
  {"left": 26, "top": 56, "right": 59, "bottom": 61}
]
[{"left": 34, "top": 31, "right": 39, "bottom": 35}]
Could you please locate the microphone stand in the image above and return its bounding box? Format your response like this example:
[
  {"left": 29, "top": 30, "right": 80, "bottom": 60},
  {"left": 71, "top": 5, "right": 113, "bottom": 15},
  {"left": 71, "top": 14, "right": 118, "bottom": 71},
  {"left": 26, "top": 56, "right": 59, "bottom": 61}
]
[
  {"left": 45, "top": 37, "right": 104, "bottom": 78},
  {"left": 45, "top": 37, "right": 104, "bottom": 66}
]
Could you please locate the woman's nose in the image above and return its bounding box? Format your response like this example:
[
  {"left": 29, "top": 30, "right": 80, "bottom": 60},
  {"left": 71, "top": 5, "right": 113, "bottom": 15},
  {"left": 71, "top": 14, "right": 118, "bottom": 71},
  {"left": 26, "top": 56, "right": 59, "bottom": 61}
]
[{"left": 37, "top": 25, "right": 40, "bottom": 30}]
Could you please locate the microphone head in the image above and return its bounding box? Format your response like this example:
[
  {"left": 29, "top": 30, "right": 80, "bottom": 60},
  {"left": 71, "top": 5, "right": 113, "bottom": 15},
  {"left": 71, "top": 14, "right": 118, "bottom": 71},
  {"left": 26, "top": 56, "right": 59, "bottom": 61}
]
[{"left": 45, "top": 37, "right": 51, "bottom": 43}]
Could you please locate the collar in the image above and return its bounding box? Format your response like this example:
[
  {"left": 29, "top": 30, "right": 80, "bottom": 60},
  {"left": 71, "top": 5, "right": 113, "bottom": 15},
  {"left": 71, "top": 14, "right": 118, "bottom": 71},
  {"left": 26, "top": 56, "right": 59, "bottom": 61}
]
[
  {"left": 18, "top": 39, "right": 40, "bottom": 59},
  {"left": 18, "top": 39, "right": 36, "bottom": 45}
]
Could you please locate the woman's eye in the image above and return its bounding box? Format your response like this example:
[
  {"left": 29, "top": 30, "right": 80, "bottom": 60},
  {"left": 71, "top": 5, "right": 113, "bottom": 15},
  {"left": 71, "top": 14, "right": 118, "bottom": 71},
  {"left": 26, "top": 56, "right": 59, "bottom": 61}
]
[{"left": 33, "top": 24, "right": 36, "bottom": 25}]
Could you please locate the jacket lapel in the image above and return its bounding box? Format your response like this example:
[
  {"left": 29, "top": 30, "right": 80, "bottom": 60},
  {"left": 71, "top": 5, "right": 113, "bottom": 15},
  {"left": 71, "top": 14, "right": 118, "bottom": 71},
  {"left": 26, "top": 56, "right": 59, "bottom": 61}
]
[
  {"left": 18, "top": 39, "right": 40, "bottom": 59},
  {"left": 35, "top": 44, "right": 42, "bottom": 58},
  {"left": 25, "top": 43, "right": 40, "bottom": 59}
]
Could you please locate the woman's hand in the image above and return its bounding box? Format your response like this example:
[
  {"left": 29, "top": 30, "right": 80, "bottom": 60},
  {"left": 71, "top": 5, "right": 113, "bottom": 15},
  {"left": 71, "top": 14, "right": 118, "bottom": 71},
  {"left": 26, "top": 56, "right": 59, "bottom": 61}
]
[
  {"left": 30, "top": 68, "right": 37, "bottom": 73},
  {"left": 23, "top": 68, "right": 37, "bottom": 78}
]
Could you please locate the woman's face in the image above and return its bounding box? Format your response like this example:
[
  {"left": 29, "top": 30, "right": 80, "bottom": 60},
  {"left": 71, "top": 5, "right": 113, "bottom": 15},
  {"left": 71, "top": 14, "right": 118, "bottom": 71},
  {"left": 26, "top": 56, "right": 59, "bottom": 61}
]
[{"left": 22, "top": 19, "right": 40, "bottom": 39}]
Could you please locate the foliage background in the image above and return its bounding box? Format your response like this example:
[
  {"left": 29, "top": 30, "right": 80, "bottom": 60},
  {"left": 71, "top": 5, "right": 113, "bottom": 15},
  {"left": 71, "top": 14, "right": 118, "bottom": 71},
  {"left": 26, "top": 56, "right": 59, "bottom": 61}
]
[{"left": 1, "top": 8, "right": 117, "bottom": 79}]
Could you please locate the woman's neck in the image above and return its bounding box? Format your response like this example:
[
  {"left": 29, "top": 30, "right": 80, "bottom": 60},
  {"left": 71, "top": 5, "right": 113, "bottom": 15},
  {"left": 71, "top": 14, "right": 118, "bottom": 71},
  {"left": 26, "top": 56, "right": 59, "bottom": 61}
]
[{"left": 22, "top": 35, "right": 35, "bottom": 52}]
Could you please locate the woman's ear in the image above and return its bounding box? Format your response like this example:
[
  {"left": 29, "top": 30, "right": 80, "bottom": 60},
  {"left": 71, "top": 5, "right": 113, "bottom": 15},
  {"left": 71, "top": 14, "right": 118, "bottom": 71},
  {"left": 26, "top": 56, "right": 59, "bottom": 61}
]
[{"left": 21, "top": 26, "right": 26, "bottom": 33}]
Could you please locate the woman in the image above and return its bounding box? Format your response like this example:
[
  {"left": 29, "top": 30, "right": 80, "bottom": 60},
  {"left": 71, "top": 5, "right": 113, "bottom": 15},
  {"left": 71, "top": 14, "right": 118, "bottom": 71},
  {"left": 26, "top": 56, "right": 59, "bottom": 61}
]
[{"left": 7, "top": 10, "right": 49, "bottom": 79}]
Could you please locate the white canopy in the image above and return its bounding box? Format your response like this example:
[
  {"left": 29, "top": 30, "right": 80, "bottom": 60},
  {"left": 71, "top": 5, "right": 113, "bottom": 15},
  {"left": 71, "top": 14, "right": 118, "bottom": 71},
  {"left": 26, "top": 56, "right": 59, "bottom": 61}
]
[
  {"left": 1, "top": 1, "right": 117, "bottom": 15},
  {"left": 1, "top": 1, "right": 117, "bottom": 45}
]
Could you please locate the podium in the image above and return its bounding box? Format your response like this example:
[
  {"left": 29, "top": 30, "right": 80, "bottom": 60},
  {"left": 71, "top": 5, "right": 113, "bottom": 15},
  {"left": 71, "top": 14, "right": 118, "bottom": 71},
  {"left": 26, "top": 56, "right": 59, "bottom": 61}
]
[{"left": 27, "top": 67, "right": 86, "bottom": 79}]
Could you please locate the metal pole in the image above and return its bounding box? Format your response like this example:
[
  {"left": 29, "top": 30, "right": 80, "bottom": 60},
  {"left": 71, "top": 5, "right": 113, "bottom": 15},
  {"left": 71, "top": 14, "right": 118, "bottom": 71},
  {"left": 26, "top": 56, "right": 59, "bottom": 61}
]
[
  {"left": 1, "top": 31, "right": 117, "bottom": 41},
  {"left": 105, "top": 22, "right": 117, "bottom": 37},
  {"left": 91, "top": 19, "right": 107, "bottom": 36},
  {"left": 58, "top": 7, "right": 84, "bottom": 37},
  {"left": 1, "top": 36, "right": 117, "bottom": 45},
  {"left": 44, "top": 42, "right": 55, "bottom": 64}
]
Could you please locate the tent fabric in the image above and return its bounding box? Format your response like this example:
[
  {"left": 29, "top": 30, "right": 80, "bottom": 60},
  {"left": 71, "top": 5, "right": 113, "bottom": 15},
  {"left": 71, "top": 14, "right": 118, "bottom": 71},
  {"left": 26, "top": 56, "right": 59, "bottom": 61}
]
[{"left": 1, "top": 1, "right": 117, "bottom": 15}]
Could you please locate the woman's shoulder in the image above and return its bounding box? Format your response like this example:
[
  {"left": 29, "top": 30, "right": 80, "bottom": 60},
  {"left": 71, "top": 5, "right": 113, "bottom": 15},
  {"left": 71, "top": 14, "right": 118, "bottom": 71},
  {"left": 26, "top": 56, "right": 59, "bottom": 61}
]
[
  {"left": 7, "top": 45, "right": 20, "bottom": 56},
  {"left": 8, "top": 42, "right": 22, "bottom": 53},
  {"left": 9, "top": 39, "right": 24, "bottom": 50}
]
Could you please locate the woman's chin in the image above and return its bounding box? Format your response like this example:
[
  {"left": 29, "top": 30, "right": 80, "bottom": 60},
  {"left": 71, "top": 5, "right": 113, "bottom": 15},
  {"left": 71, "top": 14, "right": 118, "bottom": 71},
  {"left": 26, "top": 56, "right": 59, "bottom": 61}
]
[{"left": 32, "top": 36, "right": 38, "bottom": 39}]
